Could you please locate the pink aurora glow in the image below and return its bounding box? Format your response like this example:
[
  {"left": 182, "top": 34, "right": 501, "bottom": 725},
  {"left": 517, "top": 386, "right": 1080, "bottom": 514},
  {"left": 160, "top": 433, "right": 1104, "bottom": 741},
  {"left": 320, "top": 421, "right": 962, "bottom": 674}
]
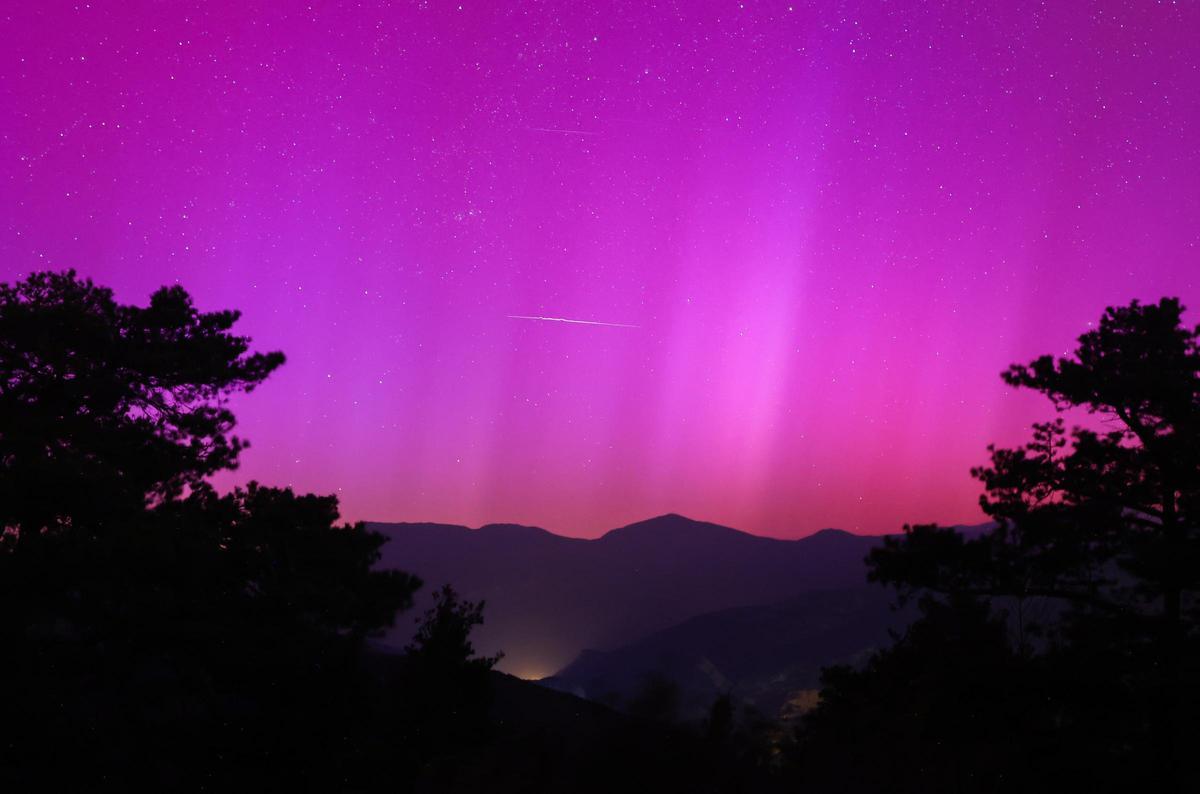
[{"left": 3, "top": 1, "right": 1197, "bottom": 536}]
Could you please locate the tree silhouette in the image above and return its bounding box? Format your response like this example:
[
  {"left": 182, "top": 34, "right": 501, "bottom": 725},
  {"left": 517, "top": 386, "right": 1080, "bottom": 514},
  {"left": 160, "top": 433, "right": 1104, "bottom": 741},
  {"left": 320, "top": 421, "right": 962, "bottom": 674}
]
[
  {"left": 0, "top": 271, "right": 423, "bottom": 790},
  {"left": 789, "top": 596, "right": 1045, "bottom": 793},
  {"left": 0, "top": 270, "right": 783, "bottom": 793},
  {"left": 407, "top": 584, "right": 504, "bottom": 671},
  {"left": 0, "top": 270, "right": 284, "bottom": 539},
  {"left": 796, "top": 298, "right": 1200, "bottom": 792}
]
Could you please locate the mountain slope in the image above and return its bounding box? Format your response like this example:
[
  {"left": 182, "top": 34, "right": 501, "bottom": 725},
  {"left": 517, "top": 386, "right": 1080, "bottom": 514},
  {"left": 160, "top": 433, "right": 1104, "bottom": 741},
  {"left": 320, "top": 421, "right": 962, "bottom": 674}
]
[
  {"left": 543, "top": 587, "right": 916, "bottom": 719},
  {"left": 369, "top": 514, "right": 886, "bottom": 676}
]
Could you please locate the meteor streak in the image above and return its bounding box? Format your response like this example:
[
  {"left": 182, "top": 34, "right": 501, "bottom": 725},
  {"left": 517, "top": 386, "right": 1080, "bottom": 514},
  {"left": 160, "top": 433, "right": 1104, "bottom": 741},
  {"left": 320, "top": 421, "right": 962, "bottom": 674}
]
[
  {"left": 507, "top": 314, "right": 638, "bottom": 329},
  {"left": 524, "top": 127, "right": 602, "bottom": 136}
]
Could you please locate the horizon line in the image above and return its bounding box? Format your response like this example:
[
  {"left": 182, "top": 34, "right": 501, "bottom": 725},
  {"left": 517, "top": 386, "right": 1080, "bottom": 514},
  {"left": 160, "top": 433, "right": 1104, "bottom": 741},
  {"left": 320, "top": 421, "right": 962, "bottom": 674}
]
[{"left": 360, "top": 512, "right": 994, "bottom": 541}]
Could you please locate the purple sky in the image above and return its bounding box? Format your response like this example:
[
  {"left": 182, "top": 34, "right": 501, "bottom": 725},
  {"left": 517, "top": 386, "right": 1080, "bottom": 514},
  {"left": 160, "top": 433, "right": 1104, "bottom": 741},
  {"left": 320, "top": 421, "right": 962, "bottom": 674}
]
[{"left": 3, "top": 1, "right": 1198, "bottom": 537}]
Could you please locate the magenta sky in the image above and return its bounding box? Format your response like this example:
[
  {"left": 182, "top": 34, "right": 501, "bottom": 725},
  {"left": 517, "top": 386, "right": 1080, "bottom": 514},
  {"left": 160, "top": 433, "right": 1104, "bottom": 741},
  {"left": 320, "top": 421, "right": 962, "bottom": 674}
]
[{"left": 3, "top": 2, "right": 1198, "bottom": 537}]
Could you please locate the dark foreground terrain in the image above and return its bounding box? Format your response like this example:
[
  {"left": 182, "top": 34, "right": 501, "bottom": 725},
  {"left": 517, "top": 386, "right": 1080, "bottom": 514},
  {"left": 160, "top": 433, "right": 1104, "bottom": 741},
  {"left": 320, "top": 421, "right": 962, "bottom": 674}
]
[{"left": 5, "top": 275, "right": 1200, "bottom": 792}]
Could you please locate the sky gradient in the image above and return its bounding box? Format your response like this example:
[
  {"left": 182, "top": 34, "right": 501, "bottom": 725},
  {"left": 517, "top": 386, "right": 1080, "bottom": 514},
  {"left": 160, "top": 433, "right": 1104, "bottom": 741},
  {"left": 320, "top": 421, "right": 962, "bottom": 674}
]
[{"left": 3, "top": 1, "right": 1198, "bottom": 537}]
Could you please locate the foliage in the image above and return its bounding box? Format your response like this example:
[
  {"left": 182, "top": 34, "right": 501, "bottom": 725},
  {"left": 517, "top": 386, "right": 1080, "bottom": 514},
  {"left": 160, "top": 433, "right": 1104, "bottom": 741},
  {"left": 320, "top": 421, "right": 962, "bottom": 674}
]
[
  {"left": 793, "top": 298, "right": 1200, "bottom": 792},
  {"left": 407, "top": 584, "right": 504, "bottom": 670},
  {"left": 0, "top": 272, "right": 433, "bottom": 791},
  {"left": 395, "top": 585, "right": 503, "bottom": 762},
  {"left": 0, "top": 270, "right": 285, "bottom": 538}
]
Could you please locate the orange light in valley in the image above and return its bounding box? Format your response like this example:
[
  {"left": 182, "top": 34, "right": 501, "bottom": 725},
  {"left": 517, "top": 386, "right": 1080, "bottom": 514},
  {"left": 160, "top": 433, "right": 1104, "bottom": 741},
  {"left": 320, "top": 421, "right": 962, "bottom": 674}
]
[{"left": 514, "top": 668, "right": 551, "bottom": 682}]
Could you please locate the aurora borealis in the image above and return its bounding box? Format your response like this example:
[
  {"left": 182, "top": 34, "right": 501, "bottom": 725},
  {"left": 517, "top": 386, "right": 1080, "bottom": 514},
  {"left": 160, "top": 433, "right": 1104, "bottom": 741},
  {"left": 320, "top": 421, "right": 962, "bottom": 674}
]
[{"left": 3, "top": 1, "right": 1197, "bottom": 536}]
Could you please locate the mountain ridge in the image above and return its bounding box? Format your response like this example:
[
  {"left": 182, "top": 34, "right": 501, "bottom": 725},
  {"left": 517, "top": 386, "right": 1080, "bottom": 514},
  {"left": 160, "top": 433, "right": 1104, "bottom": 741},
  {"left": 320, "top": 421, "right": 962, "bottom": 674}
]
[
  {"left": 369, "top": 514, "right": 913, "bottom": 677},
  {"left": 368, "top": 514, "right": 993, "bottom": 678},
  {"left": 372, "top": 512, "right": 970, "bottom": 543},
  {"left": 543, "top": 586, "right": 918, "bottom": 719}
]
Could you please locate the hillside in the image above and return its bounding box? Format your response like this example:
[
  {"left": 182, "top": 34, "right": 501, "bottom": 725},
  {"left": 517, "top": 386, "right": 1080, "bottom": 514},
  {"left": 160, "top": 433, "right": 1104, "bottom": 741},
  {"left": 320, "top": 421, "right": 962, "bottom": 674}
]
[
  {"left": 544, "top": 587, "right": 916, "bottom": 720},
  {"left": 369, "top": 514, "right": 887, "bottom": 677}
]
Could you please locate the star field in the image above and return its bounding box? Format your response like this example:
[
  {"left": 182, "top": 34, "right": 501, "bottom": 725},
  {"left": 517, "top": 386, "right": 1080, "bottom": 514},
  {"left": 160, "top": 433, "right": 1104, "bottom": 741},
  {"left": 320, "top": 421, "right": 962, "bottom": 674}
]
[{"left": 3, "top": 1, "right": 1197, "bottom": 536}]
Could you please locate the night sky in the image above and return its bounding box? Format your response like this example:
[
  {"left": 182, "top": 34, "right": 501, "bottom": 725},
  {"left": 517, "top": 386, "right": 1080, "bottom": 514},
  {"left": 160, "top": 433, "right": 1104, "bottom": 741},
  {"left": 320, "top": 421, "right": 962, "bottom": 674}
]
[{"left": 3, "top": 2, "right": 1197, "bottom": 537}]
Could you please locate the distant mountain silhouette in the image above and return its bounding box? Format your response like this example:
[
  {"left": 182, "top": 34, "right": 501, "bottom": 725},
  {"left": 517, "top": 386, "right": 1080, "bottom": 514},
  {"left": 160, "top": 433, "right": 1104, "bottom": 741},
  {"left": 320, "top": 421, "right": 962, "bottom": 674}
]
[
  {"left": 370, "top": 514, "right": 983, "bottom": 678},
  {"left": 543, "top": 587, "right": 917, "bottom": 719}
]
